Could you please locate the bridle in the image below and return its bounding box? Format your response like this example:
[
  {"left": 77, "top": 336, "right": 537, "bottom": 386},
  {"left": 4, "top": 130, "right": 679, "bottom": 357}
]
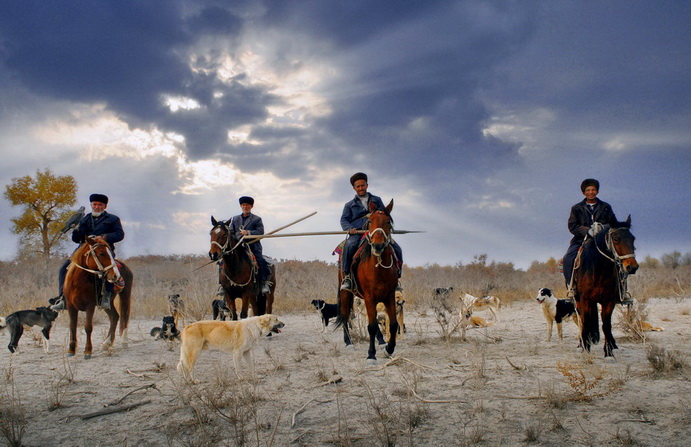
[
  {"left": 210, "top": 220, "right": 255, "bottom": 287},
  {"left": 72, "top": 242, "right": 120, "bottom": 280},
  {"left": 365, "top": 210, "right": 394, "bottom": 269},
  {"left": 210, "top": 220, "right": 245, "bottom": 256},
  {"left": 594, "top": 227, "right": 636, "bottom": 302}
]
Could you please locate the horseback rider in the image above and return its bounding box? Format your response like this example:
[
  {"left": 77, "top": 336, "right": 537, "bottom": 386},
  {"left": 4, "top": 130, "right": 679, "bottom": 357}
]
[
  {"left": 563, "top": 179, "right": 630, "bottom": 304},
  {"left": 51, "top": 193, "right": 124, "bottom": 311},
  {"left": 230, "top": 196, "right": 272, "bottom": 294},
  {"left": 339, "top": 172, "right": 403, "bottom": 292}
]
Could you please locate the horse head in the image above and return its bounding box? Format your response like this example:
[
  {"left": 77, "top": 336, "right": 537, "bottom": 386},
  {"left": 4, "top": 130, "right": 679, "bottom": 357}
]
[
  {"left": 608, "top": 215, "right": 639, "bottom": 275},
  {"left": 209, "top": 216, "right": 233, "bottom": 262},
  {"left": 366, "top": 199, "right": 394, "bottom": 257},
  {"left": 83, "top": 236, "right": 120, "bottom": 283}
]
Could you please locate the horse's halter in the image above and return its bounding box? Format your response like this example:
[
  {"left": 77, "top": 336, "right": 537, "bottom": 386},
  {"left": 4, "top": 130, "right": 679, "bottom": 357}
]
[
  {"left": 210, "top": 220, "right": 244, "bottom": 256},
  {"left": 597, "top": 228, "right": 636, "bottom": 264},
  {"left": 74, "top": 242, "right": 120, "bottom": 281},
  {"left": 365, "top": 210, "right": 394, "bottom": 268}
]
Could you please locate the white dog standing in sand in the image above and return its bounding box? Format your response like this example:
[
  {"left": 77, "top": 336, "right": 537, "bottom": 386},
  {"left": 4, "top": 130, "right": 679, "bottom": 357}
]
[{"left": 177, "top": 314, "right": 284, "bottom": 382}]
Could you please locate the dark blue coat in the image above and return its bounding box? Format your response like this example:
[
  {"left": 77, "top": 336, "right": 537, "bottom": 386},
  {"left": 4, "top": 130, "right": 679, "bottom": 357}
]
[
  {"left": 567, "top": 199, "right": 618, "bottom": 245},
  {"left": 340, "top": 193, "right": 386, "bottom": 231},
  {"left": 72, "top": 211, "right": 125, "bottom": 250},
  {"left": 230, "top": 213, "right": 265, "bottom": 255}
]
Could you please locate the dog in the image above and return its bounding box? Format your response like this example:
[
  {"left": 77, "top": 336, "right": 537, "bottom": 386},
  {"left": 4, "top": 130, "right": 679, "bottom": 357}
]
[
  {"left": 536, "top": 287, "right": 580, "bottom": 341},
  {"left": 463, "top": 293, "right": 501, "bottom": 322},
  {"left": 177, "top": 314, "right": 284, "bottom": 382},
  {"left": 639, "top": 320, "right": 664, "bottom": 332},
  {"left": 469, "top": 315, "right": 493, "bottom": 328},
  {"left": 212, "top": 299, "right": 231, "bottom": 321},
  {"left": 150, "top": 315, "right": 180, "bottom": 341},
  {"left": 310, "top": 299, "right": 339, "bottom": 332},
  {"left": 0, "top": 306, "right": 59, "bottom": 353},
  {"left": 168, "top": 294, "right": 185, "bottom": 327}
]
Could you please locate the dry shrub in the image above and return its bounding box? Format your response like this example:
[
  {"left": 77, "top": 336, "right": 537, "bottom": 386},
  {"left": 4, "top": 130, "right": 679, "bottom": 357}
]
[
  {"left": 646, "top": 343, "right": 687, "bottom": 373},
  {"left": 0, "top": 366, "right": 27, "bottom": 447},
  {"left": 556, "top": 362, "right": 622, "bottom": 401}
]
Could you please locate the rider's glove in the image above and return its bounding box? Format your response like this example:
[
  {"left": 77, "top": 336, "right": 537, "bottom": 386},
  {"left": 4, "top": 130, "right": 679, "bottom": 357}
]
[{"left": 588, "top": 222, "right": 604, "bottom": 237}]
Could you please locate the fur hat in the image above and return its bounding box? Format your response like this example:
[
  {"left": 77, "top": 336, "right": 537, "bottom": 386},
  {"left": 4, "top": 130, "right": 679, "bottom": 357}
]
[
  {"left": 580, "top": 178, "right": 600, "bottom": 192},
  {"left": 239, "top": 196, "right": 254, "bottom": 205},
  {"left": 350, "top": 172, "right": 368, "bottom": 186},
  {"left": 89, "top": 193, "right": 109, "bottom": 204}
]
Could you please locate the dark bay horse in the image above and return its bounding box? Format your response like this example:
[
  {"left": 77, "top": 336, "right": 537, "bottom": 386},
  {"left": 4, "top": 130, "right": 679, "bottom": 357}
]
[
  {"left": 63, "top": 236, "right": 133, "bottom": 358},
  {"left": 575, "top": 215, "right": 638, "bottom": 359},
  {"left": 336, "top": 200, "right": 399, "bottom": 364},
  {"left": 209, "top": 216, "right": 276, "bottom": 320}
]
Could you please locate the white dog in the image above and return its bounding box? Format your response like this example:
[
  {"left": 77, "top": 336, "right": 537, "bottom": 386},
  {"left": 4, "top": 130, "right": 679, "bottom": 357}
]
[
  {"left": 177, "top": 314, "right": 284, "bottom": 382},
  {"left": 535, "top": 288, "right": 579, "bottom": 341},
  {"left": 463, "top": 293, "right": 501, "bottom": 322}
]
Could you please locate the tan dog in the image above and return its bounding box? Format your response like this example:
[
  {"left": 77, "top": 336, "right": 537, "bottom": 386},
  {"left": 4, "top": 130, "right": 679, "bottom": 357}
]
[
  {"left": 177, "top": 314, "right": 284, "bottom": 382},
  {"left": 640, "top": 321, "right": 664, "bottom": 332},
  {"left": 463, "top": 293, "right": 501, "bottom": 322},
  {"left": 357, "top": 296, "right": 405, "bottom": 342},
  {"left": 469, "top": 315, "right": 493, "bottom": 328}
]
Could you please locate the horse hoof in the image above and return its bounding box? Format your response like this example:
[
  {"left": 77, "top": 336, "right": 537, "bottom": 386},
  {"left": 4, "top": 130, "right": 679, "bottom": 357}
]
[
  {"left": 345, "top": 344, "right": 355, "bottom": 350},
  {"left": 604, "top": 356, "right": 616, "bottom": 363},
  {"left": 366, "top": 358, "right": 377, "bottom": 366},
  {"left": 84, "top": 354, "right": 92, "bottom": 360},
  {"left": 576, "top": 347, "right": 584, "bottom": 353},
  {"left": 67, "top": 353, "right": 75, "bottom": 357}
]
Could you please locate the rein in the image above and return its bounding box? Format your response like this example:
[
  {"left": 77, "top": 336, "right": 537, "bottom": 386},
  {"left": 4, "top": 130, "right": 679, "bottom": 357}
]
[
  {"left": 212, "top": 223, "right": 256, "bottom": 287},
  {"left": 72, "top": 243, "right": 120, "bottom": 279},
  {"left": 365, "top": 211, "right": 394, "bottom": 269},
  {"left": 593, "top": 228, "right": 635, "bottom": 302}
]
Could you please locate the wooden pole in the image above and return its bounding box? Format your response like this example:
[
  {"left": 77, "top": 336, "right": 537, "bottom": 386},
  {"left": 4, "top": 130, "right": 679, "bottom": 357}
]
[
  {"left": 244, "top": 229, "right": 425, "bottom": 241},
  {"left": 248, "top": 211, "right": 317, "bottom": 244}
]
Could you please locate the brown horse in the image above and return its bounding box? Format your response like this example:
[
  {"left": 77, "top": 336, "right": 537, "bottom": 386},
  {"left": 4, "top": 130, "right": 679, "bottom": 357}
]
[
  {"left": 575, "top": 215, "right": 638, "bottom": 359},
  {"left": 335, "top": 200, "right": 399, "bottom": 364},
  {"left": 63, "top": 236, "right": 133, "bottom": 359},
  {"left": 209, "top": 216, "right": 276, "bottom": 320}
]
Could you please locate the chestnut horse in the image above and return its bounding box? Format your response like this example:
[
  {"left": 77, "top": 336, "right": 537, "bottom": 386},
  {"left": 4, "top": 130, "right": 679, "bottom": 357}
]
[
  {"left": 575, "top": 215, "right": 638, "bottom": 359},
  {"left": 63, "top": 236, "right": 133, "bottom": 358},
  {"left": 209, "top": 216, "right": 276, "bottom": 320},
  {"left": 335, "top": 200, "right": 399, "bottom": 364}
]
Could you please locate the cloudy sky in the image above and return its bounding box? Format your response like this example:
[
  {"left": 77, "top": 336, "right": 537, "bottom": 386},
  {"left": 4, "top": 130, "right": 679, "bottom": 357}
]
[{"left": 0, "top": 1, "right": 689, "bottom": 269}]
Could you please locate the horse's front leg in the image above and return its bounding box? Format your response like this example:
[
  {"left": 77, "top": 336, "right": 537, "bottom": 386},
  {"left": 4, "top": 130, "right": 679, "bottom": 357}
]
[
  {"left": 384, "top": 301, "right": 399, "bottom": 356},
  {"left": 67, "top": 307, "right": 79, "bottom": 356},
  {"left": 365, "top": 303, "right": 379, "bottom": 364},
  {"left": 84, "top": 306, "right": 95, "bottom": 359},
  {"left": 601, "top": 301, "right": 618, "bottom": 359}
]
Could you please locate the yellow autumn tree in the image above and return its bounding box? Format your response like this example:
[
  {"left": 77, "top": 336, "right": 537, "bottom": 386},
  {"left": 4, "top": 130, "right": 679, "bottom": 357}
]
[{"left": 4, "top": 168, "right": 78, "bottom": 259}]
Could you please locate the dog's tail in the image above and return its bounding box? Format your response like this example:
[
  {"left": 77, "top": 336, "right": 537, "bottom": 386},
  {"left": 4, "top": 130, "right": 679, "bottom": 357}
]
[{"left": 0, "top": 316, "right": 6, "bottom": 330}]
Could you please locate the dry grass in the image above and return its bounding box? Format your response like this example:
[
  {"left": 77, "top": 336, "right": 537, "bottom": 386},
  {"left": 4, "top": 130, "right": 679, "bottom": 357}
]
[{"left": 1, "top": 254, "right": 689, "bottom": 320}]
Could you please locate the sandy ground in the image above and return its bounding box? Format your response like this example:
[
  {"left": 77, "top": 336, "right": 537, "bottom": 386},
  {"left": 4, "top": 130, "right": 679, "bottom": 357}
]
[{"left": 1, "top": 298, "right": 689, "bottom": 447}]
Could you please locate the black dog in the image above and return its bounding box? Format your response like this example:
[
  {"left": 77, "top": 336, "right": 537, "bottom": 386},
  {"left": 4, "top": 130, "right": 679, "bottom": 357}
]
[
  {"left": 0, "top": 306, "right": 59, "bottom": 353},
  {"left": 212, "top": 299, "right": 231, "bottom": 321},
  {"left": 150, "top": 316, "right": 180, "bottom": 341},
  {"left": 311, "top": 299, "right": 339, "bottom": 332}
]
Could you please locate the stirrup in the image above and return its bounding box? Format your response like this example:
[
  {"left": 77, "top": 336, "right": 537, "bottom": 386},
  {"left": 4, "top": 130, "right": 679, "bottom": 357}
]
[
  {"left": 99, "top": 291, "right": 112, "bottom": 310},
  {"left": 340, "top": 276, "right": 353, "bottom": 291},
  {"left": 261, "top": 281, "right": 272, "bottom": 294},
  {"left": 50, "top": 296, "right": 66, "bottom": 311},
  {"left": 566, "top": 288, "right": 575, "bottom": 299}
]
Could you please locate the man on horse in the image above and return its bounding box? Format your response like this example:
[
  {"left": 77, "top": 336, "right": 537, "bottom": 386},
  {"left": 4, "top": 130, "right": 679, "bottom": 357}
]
[
  {"left": 339, "top": 172, "right": 403, "bottom": 292},
  {"left": 230, "top": 196, "right": 272, "bottom": 294},
  {"left": 51, "top": 193, "right": 124, "bottom": 311},
  {"left": 563, "top": 178, "right": 631, "bottom": 304}
]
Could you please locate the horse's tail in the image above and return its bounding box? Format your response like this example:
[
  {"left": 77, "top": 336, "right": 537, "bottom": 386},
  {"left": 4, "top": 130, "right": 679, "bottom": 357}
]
[
  {"left": 117, "top": 261, "right": 134, "bottom": 336},
  {"left": 582, "top": 305, "right": 600, "bottom": 346}
]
